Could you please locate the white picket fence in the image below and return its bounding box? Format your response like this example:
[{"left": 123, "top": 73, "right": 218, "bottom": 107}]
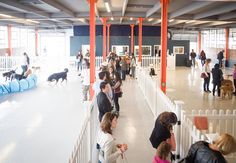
[
  {"left": 68, "top": 99, "right": 100, "bottom": 163},
  {"left": 136, "top": 66, "right": 236, "bottom": 162}
]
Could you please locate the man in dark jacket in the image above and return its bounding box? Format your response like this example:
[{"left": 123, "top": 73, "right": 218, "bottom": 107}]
[
  {"left": 212, "top": 64, "right": 223, "bottom": 97},
  {"left": 185, "top": 141, "right": 226, "bottom": 163},
  {"left": 97, "top": 81, "right": 112, "bottom": 122},
  {"left": 190, "top": 49, "right": 197, "bottom": 68},
  {"left": 217, "top": 50, "right": 224, "bottom": 68}
]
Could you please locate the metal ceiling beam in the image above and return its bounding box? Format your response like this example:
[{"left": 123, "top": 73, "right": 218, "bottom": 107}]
[
  {"left": 218, "top": 12, "right": 236, "bottom": 20},
  {"left": 168, "top": 20, "right": 186, "bottom": 26},
  {"left": 0, "top": 0, "right": 50, "bottom": 18},
  {"left": 120, "top": 0, "right": 129, "bottom": 23},
  {"left": 169, "top": 2, "right": 213, "bottom": 19},
  {"left": 146, "top": 2, "right": 161, "bottom": 18},
  {"left": 194, "top": 3, "right": 236, "bottom": 19},
  {"left": 152, "top": 19, "right": 161, "bottom": 25},
  {"left": 40, "top": 0, "right": 75, "bottom": 17}
]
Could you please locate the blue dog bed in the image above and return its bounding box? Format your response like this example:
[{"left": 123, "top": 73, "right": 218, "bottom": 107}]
[{"left": 0, "top": 75, "right": 37, "bottom": 96}]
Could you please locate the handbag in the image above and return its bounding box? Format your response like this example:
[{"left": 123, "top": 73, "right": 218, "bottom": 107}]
[
  {"left": 200, "top": 72, "right": 207, "bottom": 78},
  {"left": 118, "top": 91, "right": 123, "bottom": 97}
]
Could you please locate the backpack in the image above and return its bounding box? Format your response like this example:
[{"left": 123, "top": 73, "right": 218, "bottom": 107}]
[{"left": 26, "top": 56, "right": 30, "bottom": 65}]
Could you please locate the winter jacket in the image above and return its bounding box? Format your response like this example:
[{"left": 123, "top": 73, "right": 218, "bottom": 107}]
[
  {"left": 185, "top": 141, "right": 226, "bottom": 163},
  {"left": 97, "top": 92, "right": 112, "bottom": 122},
  {"left": 212, "top": 66, "right": 223, "bottom": 84}
]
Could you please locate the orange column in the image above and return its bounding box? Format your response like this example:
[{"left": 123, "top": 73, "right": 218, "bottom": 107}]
[
  {"left": 7, "top": 25, "right": 12, "bottom": 56},
  {"left": 35, "top": 29, "right": 38, "bottom": 55},
  {"left": 225, "top": 28, "right": 229, "bottom": 62},
  {"left": 89, "top": 0, "right": 96, "bottom": 99},
  {"left": 198, "top": 31, "right": 201, "bottom": 54},
  {"left": 130, "top": 24, "right": 134, "bottom": 54},
  {"left": 107, "top": 24, "right": 111, "bottom": 54},
  {"left": 138, "top": 18, "right": 143, "bottom": 62},
  {"left": 102, "top": 18, "right": 107, "bottom": 60},
  {"left": 160, "top": 0, "right": 169, "bottom": 93}
]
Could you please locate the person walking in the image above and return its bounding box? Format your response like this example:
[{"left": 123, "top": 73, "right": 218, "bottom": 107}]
[
  {"left": 202, "top": 59, "right": 212, "bottom": 93},
  {"left": 200, "top": 50, "right": 206, "bottom": 67},
  {"left": 217, "top": 50, "right": 224, "bottom": 68},
  {"left": 212, "top": 63, "right": 223, "bottom": 97},
  {"left": 190, "top": 49, "right": 196, "bottom": 68}
]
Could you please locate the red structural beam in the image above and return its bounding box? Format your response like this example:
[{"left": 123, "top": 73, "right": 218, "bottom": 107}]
[
  {"left": 160, "top": 0, "right": 169, "bottom": 94},
  {"left": 35, "top": 29, "right": 38, "bottom": 55},
  {"left": 225, "top": 28, "right": 229, "bottom": 61},
  {"left": 138, "top": 18, "right": 143, "bottom": 62},
  {"left": 130, "top": 24, "right": 134, "bottom": 54},
  {"left": 107, "top": 24, "right": 111, "bottom": 54},
  {"left": 198, "top": 31, "right": 201, "bottom": 54},
  {"left": 89, "top": 0, "right": 96, "bottom": 99},
  {"left": 7, "top": 25, "right": 12, "bottom": 56},
  {"left": 102, "top": 18, "right": 107, "bottom": 60}
]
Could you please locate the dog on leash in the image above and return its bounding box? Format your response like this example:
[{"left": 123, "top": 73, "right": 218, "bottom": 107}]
[
  {"left": 2, "top": 70, "right": 15, "bottom": 81},
  {"left": 47, "top": 68, "right": 69, "bottom": 84}
]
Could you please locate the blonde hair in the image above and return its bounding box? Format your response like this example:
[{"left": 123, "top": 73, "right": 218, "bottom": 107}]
[
  {"left": 100, "top": 112, "right": 118, "bottom": 135},
  {"left": 214, "top": 133, "right": 236, "bottom": 155},
  {"left": 156, "top": 141, "right": 171, "bottom": 160}
]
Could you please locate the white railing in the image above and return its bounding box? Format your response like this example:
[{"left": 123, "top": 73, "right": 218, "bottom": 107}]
[
  {"left": 0, "top": 56, "right": 21, "bottom": 71},
  {"left": 136, "top": 66, "right": 236, "bottom": 162},
  {"left": 136, "top": 66, "right": 182, "bottom": 159},
  {"left": 68, "top": 99, "right": 99, "bottom": 163},
  {"left": 180, "top": 109, "right": 236, "bottom": 163}
]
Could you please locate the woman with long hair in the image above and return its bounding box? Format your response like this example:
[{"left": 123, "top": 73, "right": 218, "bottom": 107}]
[{"left": 112, "top": 72, "right": 122, "bottom": 113}]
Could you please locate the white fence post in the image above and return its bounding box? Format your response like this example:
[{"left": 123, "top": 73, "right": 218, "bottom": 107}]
[{"left": 174, "top": 100, "right": 184, "bottom": 160}]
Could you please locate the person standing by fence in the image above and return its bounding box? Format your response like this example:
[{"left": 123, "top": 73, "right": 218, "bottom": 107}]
[{"left": 21, "top": 52, "right": 29, "bottom": 75}]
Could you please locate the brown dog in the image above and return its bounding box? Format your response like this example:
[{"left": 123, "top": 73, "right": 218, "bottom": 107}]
[{"left": 220, "top": 80, "right": 234, "bottom": 99}]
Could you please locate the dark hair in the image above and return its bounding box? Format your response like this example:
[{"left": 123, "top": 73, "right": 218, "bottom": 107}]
[
  {"left": 214, "top": 63, "right": 220, "bottom": 69},
  {"left": 104, "top": 71, "right": 111, "bottom": 83},
  {"left": 114, "top": 72, "right": 122, "bottom": 83},
  {"left": 98, "top": 71, "right": 106, "bottom": 80},
  {"left": 100, "top": 112, "right": 118, "bottom": 134},
  {"left": 100, "top": 81, "right": 108, "bottom": 91},
  {"left": 158, "top": 112, "right": 177, "bottom": 129},
  {"left": 156, "top": 141, "right": 171, "bottom": 160}
]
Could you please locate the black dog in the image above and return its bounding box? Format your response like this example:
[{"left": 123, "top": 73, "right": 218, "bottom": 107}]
[
  {"left": 2, "top": 70, "right": 15, "bottom": 81},
  {"left": 47, "top": 68, "right": 69, "bottom": 84}
]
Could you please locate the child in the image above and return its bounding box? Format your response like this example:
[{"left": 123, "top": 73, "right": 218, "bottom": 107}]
[
  {"left": 233, "top": 64, "right": 236, "bottom": 95},
  {"left": 153, "top": 141, "right": 171, "bottom": 163}
]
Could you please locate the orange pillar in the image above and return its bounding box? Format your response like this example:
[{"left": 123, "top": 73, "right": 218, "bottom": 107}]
[
  {"left": 35, "top": 29, "right": 38, "bottom": 55},
  {"left": 198, "top": 31, "right": 201, "bottom": 54},
  {"left": 225, "top": 28, "right": 229, "bottom": 63},
  {"left": 102, "top": 18, "right": 107, "bottom": 60},
  {"left": 138, "top": 18, "right": 143, "bottom": 62},
  {"left": 7, "top": 25, "right": 12, "bottom": 56},
  {"left": 89, "top": 0, "right": 96, "bottom": 99},
  {"left": 107, "top": 24, "right": 111, "bottom": 54},
  {"left": 130, "top": 24, "right": 134, "bottom": 54},
  {"left": 160, "top": 0, "right": 169, "bottom": 94}
]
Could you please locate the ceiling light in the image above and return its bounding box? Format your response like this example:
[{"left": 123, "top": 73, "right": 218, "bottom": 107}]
[
  {"left": 105, "top": 2, "right": 111, "bottom": 13},
  {"left": 169, "top": 19, "right": 174, "bottom": 22},
  {"left": 130, "top": 17, "right": 133, "bottom": 20},
  {"left": 111, "top": 17, "right": 114, "bottom": 20},
  {"left": 26, "top": 19, "right": 40, "bottom": 24},
  {"left": 0, "top": 14, "right": 12, "bottom": 18},
  {"left": 148, "top": 18, "right": 153, "bottom": 22},
  {"left": 186, "top": 20, "right": 196, "bottom": 24}
]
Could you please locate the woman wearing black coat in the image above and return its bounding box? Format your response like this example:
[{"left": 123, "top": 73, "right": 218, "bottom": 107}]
[
  {"left": 184, "top": 133, "right": 236, "bottom": 163},
  {"left": 150, "top": 112, "right": 177, "bottom": 149},
  {"left": 212, "top": 64, "right": 223, "bottom": 97}
]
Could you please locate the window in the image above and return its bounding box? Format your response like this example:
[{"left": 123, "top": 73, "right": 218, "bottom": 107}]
[
  {"left": 134, "top": 45, "right": 151, "bottom": 56},
  {"left": 111, "top": 45, "right": 129, "bottom": 56},
  {"left": 0, "top": 26, "right": 8, "bottom": 48}
]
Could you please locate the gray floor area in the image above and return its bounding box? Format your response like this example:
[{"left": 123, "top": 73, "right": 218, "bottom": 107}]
[{"left": 0, "top": 71, "right": 86, "bottom": 163}]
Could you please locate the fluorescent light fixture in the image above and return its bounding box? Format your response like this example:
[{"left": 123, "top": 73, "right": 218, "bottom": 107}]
[
  {"left": 111, "top": 17, "right": 114, "bottom": 20},
  {"left": 148, "top": 18, "right": 153, "bottom": 22},
  {"left": 0, "top": 14, "right": 12, "bottom": 18},
  {"left": 186, "top": 20, "right": 196, "bottom": 24},
  {"left": 105, "top": 2, "right": 111, "bottom": 13},
  {"left": 26, "top": 19, "right": 40, "bottom": 24},
  {"left": 130, "top": 17, "right": 133, "bottom": 20},
  {"left": 169, "top": 19, "right": 174, "bottom": 22}
]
